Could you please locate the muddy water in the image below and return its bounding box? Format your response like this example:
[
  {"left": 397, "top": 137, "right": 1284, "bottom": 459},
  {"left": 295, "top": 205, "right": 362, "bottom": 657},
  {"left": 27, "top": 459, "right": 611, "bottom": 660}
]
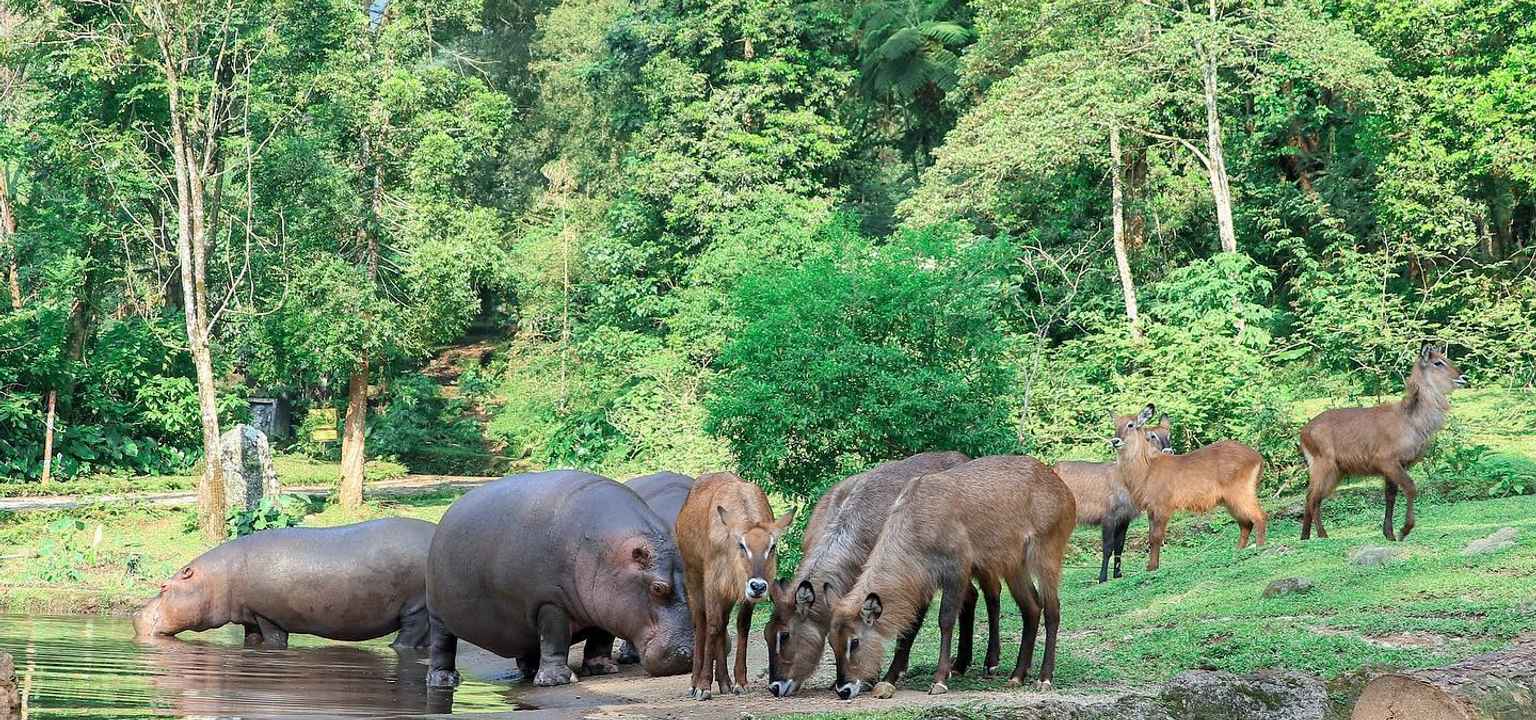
[{"left": 0, "top": 614, "right": 523, "bottom": 719}]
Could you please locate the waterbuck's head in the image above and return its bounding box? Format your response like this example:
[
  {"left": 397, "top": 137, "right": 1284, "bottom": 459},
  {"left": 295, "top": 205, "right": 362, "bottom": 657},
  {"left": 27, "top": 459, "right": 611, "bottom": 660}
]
[
  {"left": 1411, "top": 345, "right": 1467, "bottom": 396},
  {"left": 718, "top": 504, "right": 795, "bottom": 604},
  {"left": 1148, "top": 414, "right": 1173, "bottom": 454},
  {"left": 829, "top": 592, "right": 891, "bottom": 700},
  {"left": 766, "top": 578, "right": 836, "bottom": 697},
  {"left": 1110, "top": 404, "right": 1161, "bottom": 460}
]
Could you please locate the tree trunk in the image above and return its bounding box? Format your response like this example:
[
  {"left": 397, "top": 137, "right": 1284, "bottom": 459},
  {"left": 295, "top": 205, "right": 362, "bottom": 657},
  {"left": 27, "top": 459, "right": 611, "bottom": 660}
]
[
  {"left": 338, "top": 355, "right": 368, "bottom": 509},
  {"left": 1202, "top": 0, "right": 1237, "bottom": 255},
  {"left": 0, "top": 171, "right": 20, "bottom": 310},
  {"left": 1351, "top": 641, "right": 1536, "bottom": 720},
  {"left": 39, "top": 391, "right": 56, "bottom": 484},
  {"left": 1110, "top": 126, "right": 1141, "bottom": 338}
]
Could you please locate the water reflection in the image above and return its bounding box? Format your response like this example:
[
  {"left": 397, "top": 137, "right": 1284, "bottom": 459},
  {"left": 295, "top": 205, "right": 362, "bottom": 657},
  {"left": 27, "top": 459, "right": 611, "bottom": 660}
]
[{"left": 0, "top": 614, "right": 512, "bottom": 719}]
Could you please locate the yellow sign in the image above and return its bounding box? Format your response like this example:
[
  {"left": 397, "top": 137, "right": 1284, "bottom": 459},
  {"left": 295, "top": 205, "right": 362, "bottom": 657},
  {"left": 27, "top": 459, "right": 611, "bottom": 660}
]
[{"left": 310, "top": 408, "right": 339, "bottom": 442}]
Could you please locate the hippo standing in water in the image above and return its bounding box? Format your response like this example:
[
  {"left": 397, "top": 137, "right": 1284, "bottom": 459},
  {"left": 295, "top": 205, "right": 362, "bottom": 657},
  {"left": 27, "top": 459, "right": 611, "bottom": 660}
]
[
  {"left": 615, "top": 471, "right": 694, "bottom": 664},
  {"left": 425, "top": 470, "right": 694, "bottom": 688},
  {"left": 134, "top": 518, "right": 435, "bottom": 649}
]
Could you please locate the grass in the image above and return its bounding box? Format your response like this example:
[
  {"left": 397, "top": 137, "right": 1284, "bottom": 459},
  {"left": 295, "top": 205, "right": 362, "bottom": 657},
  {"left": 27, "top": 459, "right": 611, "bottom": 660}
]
[{"left": 0, "top": 455, "right": 409, "bottom": 499}]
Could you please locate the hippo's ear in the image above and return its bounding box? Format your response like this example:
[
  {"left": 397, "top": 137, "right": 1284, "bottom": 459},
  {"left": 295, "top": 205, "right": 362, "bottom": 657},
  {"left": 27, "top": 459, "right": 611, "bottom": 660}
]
[
  {"left": 630, "top": 544, "right": 654, "bottom": 570},
  {"left": 716, "top": 505, "right": 731, "bottom": 527},
  {"left": 177, "top": 566, "right": 193, "bottom": 580},
  {"left": 772, "top": 507, "right": 796, "bottom": 532},
  {"left": 795, "top": 580, "right": 815, "bottom": 610},
  {"left": 861, "top": 594, "right": 882, "bottom": 625}
]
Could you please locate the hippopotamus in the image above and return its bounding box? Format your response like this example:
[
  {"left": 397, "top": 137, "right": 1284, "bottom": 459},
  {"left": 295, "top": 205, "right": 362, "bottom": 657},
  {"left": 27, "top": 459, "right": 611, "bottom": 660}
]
[
  {"left": 615, "top": 471, "right": 694, "bottom": 664},
  {"left": 134, "top": 517, "right": 435, "bottom": 649},
  {"left": 425, "top": 470, "right": 694, "bottom": 688}
]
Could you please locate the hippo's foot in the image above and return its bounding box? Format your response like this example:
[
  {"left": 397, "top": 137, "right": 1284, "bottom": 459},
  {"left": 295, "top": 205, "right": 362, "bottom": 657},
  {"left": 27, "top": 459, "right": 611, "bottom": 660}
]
[
  {"left": 873, "top": 682, "right": 897, "bottom": 699},
  {"left": 534, "top": 665, "right": 575, "bottom": 687},
  {"left": 426, "top": 669, "right": 462, "bottom": 688},
  {"left": 581, "top": 657, "right": 620, "bottom": 676},
  {"left": 928, "top": 681, "right": 948, "bottom": 695}
]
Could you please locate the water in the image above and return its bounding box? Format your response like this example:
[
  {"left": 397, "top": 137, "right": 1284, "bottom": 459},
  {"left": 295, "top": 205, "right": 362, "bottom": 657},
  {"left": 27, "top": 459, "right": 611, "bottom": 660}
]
[{"left": 0, "top": 614, "right": 523, "bottom": 719}]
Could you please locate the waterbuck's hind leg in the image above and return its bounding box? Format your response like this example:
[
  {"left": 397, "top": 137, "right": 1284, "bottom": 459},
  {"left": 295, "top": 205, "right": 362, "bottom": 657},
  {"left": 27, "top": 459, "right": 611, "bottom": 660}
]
[
  {"left": 1385, "top": 465, "right": 1418, "bottom": 540},
  {"left": 1382, "top": 478, "right": 1399, "bottom": 541},
  {"left": 1098, "top": 523, "right": 1114, "bottom": 583}
]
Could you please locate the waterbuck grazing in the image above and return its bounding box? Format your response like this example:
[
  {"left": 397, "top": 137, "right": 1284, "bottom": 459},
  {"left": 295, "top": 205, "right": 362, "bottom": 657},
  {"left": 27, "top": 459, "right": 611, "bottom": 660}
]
[
  {"left": 1111, "top": 404, "right": 1266, "bottom": 571},
  {"left": 675, "top": 471, "right": 795, "bottom": 699},
  {"left": 828, "top": 455, "right": 1075, "bottom": 698},
  {"left": 1054, "top": 417, "right": 1172, "bottom": 583},
  {"left": 762, "top": 451, "right": 998, "bottom": 698},
  {"left": 1300, "top": 346, "right": 1467, "bottom": 541}
]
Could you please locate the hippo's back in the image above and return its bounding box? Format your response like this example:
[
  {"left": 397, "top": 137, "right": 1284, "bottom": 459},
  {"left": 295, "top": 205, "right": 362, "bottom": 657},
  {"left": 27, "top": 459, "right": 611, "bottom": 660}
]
[{"left": 624, "top": 471, "right": 694, "bottom": 532}]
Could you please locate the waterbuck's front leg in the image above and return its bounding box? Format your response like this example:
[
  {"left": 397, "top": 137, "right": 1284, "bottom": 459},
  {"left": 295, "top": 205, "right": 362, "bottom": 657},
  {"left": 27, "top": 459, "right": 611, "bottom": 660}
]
[
  {"left": 1098, "top": 523, "right": 1115, "bottom": 583},
  {"left": 1384, "top": 465, "right": 1418, "bottom": 540},
  {"left": 1382, "top": 478, "right": 1399, "bottom": 541},
  {"left": 929, "top": 578, "right": 966, "bottom": 694}
]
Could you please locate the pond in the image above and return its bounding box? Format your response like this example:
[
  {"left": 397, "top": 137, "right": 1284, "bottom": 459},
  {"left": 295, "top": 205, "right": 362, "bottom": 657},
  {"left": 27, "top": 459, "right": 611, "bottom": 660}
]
[{"left": 0, "top": 614, "right": 523, "bottom": 719}]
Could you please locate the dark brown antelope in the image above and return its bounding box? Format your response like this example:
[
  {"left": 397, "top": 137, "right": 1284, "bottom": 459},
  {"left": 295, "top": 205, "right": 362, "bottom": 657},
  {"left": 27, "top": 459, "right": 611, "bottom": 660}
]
[
  {"left": 675, "top": 472, "right": 794, "bottom": 699},
  {"left": 761, "top": 452, "right": 1001, "bottom": 698},
  {"left": 1054, "top": 417, "right": 1170, "bottom": 583},
  {"left": 827, "top": 455, "right": 1075, "bottom": 698},
  {"left": 1111, "top": 405, "right": 1266, "bottom": 571},
  {"left": 1300, "top": 346, "right": 1467, "bottom": 541}
]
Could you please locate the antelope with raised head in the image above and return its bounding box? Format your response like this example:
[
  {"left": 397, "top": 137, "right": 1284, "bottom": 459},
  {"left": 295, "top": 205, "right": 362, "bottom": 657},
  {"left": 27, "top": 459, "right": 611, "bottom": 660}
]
[
  {"left": 761, "top": 452, "right": 1002, "bottom": 698},
  {"left": 675, "top": 472, "right": 794, "bottom": 699},
  {"left": 1300, "top": 346, "right": 1467, "bottom": 541},
  {"left": 1111, "top": 405, "right": 1266, "bottom": 571},
  {"left": 1054, "top": 417, "right": 1172, "bottom": 583},
  {"left": 827, "top": 455, "right": 1075, "bottom": 698}
]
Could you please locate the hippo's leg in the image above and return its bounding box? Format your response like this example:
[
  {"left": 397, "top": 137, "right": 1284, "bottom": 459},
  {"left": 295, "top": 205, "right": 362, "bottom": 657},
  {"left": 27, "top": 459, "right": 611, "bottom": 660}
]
[
  {"left": 254, "top": 616, "right": 289, "bottom": 650},
  {"left": 393, "top": 601, "right": 431, "bottom": 650},
  {"left": 533, "top": 605, "right": 576, "bottom": 687},
  {"left": 426, "top": 612, "right": 462, "bottom": 688},
  {"left": 580, "top": 630, "right": 621, "bottom": 676},
  {"left": 242, "top": 623, "right": 263, "bottom": 648},
  {"left": 613, "top": 638, "right": 641, "bottom": 664},
  {"left": 515, "top": 655, "right": 537, "bottom": 682}
]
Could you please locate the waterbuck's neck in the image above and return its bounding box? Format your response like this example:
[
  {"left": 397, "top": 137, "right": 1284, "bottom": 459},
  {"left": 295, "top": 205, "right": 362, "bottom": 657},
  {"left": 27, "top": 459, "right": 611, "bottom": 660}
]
[
  {"left": 846, "top": 536, "right": 934, "bottom": 645},
  {"left": 1398, "top": 374, "right": 1451, "bottom": 453},
  {"left": 795, "top": 514, "right": 874, "bottom": 614},
  {"left": 1114, "top": 444, "right": 1161, "bottom": 506}
]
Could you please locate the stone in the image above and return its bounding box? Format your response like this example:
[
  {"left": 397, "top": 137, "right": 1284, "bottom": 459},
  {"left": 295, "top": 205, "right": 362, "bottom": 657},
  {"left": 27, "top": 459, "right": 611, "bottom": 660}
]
[
  {"left": 1, "top": 650, "right": 17, "bottom": 713},
  {"left": 1348, "top": 546, "right": 1399, "bottom": 567},
  {"left": 1262, "top": 577, "right": 1315, "bottom": 599},
  {"left": 220, "top": 424, "right": 280, "bottom": 512},
  {"left": 1462, "top": 527, "right": 1518, "bottom": 555},
  {"left": 1162, "top": 669, "right": 1328, "bottom": 720},
  {"left": 874, "top": 681, "right": 897, "bottom": 698}
]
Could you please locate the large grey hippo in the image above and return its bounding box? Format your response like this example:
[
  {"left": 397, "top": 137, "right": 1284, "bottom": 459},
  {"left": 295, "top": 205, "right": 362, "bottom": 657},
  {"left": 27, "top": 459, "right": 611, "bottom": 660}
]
[
  {"left": 615, "top": 471, "right": 694, "bottom": 664},
  {"left": 425, "top": 470, "right": 694, "bottom": 688},
  {"left": 134, "top": 518, "right": 435, "bottom": 648}
]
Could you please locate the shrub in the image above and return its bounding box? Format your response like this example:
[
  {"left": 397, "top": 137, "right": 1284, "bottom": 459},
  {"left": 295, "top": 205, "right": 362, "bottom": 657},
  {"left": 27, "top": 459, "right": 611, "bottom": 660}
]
[
  {"left": 226, "top": 495, "right": 321, "bottom": 538},
  {"left": 705, "top": 224, "right": 1019, "bottom": 510},
  {"left": 368, "top": 374, "right": 491, "bottom": 475}
]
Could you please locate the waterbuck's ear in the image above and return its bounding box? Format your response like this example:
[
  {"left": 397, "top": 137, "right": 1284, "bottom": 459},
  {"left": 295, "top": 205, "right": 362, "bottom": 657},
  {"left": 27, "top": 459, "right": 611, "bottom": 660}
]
[
  {"left": 1156, "top": 413, "right": 1168, "bottom": 428},
  {"left": 1420, "top": 344, "right": 1436, "bottom": 362},
  {"left": 772, "top": 507, "right": 797, "bottom": 532},
  {"left": 795, "top": 580, "right": 816, "bottom": 609},
  {"left": 716, "top": 505, "right": 730, "bottom": 527},
  {"left": 1136, "top": 404, "right": 1156, "bottom": 426},
  {"left": 861, "top": 594, "right": 883, "bottom": 625}
]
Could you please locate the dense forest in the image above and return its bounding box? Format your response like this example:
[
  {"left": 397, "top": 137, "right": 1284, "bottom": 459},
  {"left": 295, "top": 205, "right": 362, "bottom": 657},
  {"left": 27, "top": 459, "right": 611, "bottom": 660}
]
[{"left": 0, "top": 0, "right": 1531, "bottom": 539}]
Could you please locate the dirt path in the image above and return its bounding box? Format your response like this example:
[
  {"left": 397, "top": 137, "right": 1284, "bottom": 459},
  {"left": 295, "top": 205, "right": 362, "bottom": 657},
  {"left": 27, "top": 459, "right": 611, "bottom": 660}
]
[
  {"left": 432, "top": 629, "right": 1136, "bottom": 719},
  {"left": 0, "top": 475, "right": 494, "bottom": 514}
]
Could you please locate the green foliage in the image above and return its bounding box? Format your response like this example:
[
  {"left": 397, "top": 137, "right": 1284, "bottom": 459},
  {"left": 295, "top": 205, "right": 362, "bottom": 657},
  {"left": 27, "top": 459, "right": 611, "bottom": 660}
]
[
  {"left": 706, "top": 224, "right": 1018, "bottom": 506},
  {"left": 367, "top": 374, "right": 492, "bottom": 475},
  {"left": 33, "top": 517, "right": 93, "bottom": 583},
  {"left": 225, "top": 495, "right": 318, "bottom": 539}
]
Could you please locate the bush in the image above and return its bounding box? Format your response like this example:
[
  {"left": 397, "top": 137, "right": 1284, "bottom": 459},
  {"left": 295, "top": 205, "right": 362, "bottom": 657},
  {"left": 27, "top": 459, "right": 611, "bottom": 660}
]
[
  {"left": 1419, "top": 422, "right": 1536, "bottom": 500},
  {"left": 368, "top": 374, "right": 491, "bottom": 475},
  {"left": 705, "top": 224, "right": 1019, "bottom": 509},
  {"left": 226, "top": 494, "right": 322, "bottom": 538}
]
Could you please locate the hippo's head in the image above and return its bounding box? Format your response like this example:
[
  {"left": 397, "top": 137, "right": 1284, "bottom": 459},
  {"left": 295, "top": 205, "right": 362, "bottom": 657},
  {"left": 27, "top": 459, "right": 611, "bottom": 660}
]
[
  {"left": 765, "top": 579, "right": 836, "bottom": 697},
  {"left": 134, "top": 562, "right": 225, "bottom": 639},
  {"left": 620, "top": 537, "right": 694, "bottom": 676},
  {"left": 828, "top": 592, "right": 893, "bottom": 700}
]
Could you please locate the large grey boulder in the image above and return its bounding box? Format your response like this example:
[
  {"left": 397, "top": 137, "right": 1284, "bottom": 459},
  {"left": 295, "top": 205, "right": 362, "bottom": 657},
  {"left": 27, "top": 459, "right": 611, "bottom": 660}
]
[
  {"left": 1348, "top": 546, "right": 1400, "bottom": 567},
  {"left": 220, "top": 424, "right": 280, "bottom": 512},
  {"left": 1262, "top": 577, "right": 1315, "bottom": 598},
  {"left": 1, "top": 650, "right": 18, "bottom": 714},
  {"left": 1462, "top": 527, "right": 1518, "bottom": 555},
  {"left": 1162, "top": 670, "right": 1329, "bottom": 720}
]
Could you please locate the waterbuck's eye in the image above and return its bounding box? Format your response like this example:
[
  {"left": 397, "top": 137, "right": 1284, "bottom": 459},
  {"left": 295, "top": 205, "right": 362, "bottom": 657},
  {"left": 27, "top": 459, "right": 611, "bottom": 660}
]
[{"left": 739, "top": 540, "right": 748, "bottom": 553}]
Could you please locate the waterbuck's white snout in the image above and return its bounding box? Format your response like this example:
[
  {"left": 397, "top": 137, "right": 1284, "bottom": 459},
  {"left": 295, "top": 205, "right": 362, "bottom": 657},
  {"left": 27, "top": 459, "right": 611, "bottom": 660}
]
[
  {"left": 1109, "top": 437, "right": 1124, "bottom": 449},
  {"left": 745, "top": 577, "right": 769, "bottom": 601},
  {"left": 1454, "top": 374, "right": 1468, "bottom": 387},
  {"left": 768, "top": 678, "right": 798, "bottom": 697}
]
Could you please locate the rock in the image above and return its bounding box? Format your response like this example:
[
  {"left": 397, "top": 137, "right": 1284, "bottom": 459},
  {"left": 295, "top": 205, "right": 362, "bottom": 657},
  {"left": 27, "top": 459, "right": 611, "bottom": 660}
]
[
  {"left": 1348, "top": 546, "right": 1399, "bottom": 567},
  {"left": 220, "top": 424, "right": 280, "bottom": 512},
  {"left": 1262, "top": 577, "right": 1315, "bottom": 599},
  {"left": 874, "top": 681, "right": 897, "bottom": 698},
  {"left": 1262, "top": 544, "right": 1296, "bottom": 558},
  {"left": 1462, "top": 527, "right": 1518, "bottom": 555},
  {"left": 1, "top": 650, "right": 17, "bottom": 713},
  {"left": 916, "top": 695, "right": 1173, "bottom": 720},
  {"left": 1163, "top": 670, "right": 1328, "bottom": 720}
]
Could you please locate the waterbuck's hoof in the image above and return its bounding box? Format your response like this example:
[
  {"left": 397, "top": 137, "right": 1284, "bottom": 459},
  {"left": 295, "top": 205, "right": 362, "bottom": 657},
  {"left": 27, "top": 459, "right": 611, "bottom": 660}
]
[
  {"left": 928, "top": 682, "right": 948, "bottom": 695},
  {"left": 732, "top": 685, "right": 745, "bottom": 696},
  {"left": 533, "top": 665, "right": 575, "bottom": 687},
  {"left": 873, "top": 682, "right": 897, "bottom": 699},
  {"left": 984, "top": 665, "right": 1000, "bottom": 677},
  {"left": 1006, "top": 677, "right": 1023, "bottom": 688},
  {"left": 1037, "top": 679, "right": 1054, "bottom": 692},
  {"left": 426, "top": 669, "right": 461, "bottom": 688}
]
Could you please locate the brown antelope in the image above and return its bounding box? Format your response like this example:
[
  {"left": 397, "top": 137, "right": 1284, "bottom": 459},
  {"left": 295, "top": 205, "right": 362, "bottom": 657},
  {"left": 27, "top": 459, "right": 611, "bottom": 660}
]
[
  {"left": 828, "top": 455, "right": 1075, "bottom": 698},
  {"left": 675, "top": 472, "right": 794, "bottom": 699},
  {"left": 1111, "top": 405, "right": 1266, "bottom": 571},
  {"left": 1300, "top": 346, "right": 1467, "bottom": 541},
  {"left": 762, "top": 452, "right": 1002, "bottom": 698},
  {"left": 1054, "top": 417, "right": 1171, "bottom": 583}
]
